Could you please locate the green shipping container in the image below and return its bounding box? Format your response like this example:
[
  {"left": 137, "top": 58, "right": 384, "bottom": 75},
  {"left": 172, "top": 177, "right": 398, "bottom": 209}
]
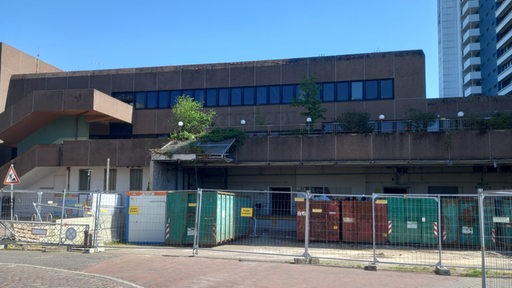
[
  {"left": 166, "top": 192, "right": 197, "bottom": 245},
  {"left": 387, "top": 197, "right": 438, "bottom": 245},
  {"left": 495, "top": 198, "right": 512, "bottom": 248},
  {"left": 166, "top": 191, "right": 252, "bottom": 246},
  {"left": 441, "top": 198, "right": 494, "bottom": 248}
]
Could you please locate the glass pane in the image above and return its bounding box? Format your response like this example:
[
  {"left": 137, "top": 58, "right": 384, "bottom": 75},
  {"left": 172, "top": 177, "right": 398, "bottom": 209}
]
[
  {"left": 146, "top": 91, "right": 158, "bottom": 108},
  {"left": 365, "top": 80, "right": 378, "bottom": 100},
  {"left": 243, "top": 87, "right": 255, "bottom": 105},
  {"left": 381, "top": 79, "right": 394, "bottom": 99},
  {"left": 219, "top": 88, "right": 230, "bottom": 106},
  {"left": 231, "top": 88, "right": 242, "bottom": 106},
  {"left": 206, "top": 89, "right": 218, "bottom": 107},
  {"left": 78, "top": 169, "right": 91, "bottom": 191},
  {"left": 269, "top": 86, "right": 281, "bottom": 104},
  {"left": 158, "top": 91, "right": 170, "bottom": 108},
  {"left": 113, "top": 92, "right": 134, "bottom": 105},
  {"left": 351, "top": 81, "right": 363, "bottom": 100},
  {"left": 256, "top": 87, "right": 268, "bottom": 104},
  {"left": 336, "top": 82, "right": 349, "bottom": 101},
  {"left": 170, "top": 91, "right": 181, "bottom": 106},
  {"left": 282, "top": 85, "right": 295, "bottom": 104},
  {"left": 103, "top": 169, "right": 117, "bottom": 191},
  {"left": 129, "top": 169, "right": 143, "bottom": 190},
  {"left": 194, "top": 89, "right": 205, "bottom": 104},
  {"left": 135, "top": 92, "right": 146, "bottom": 108},
  {"left": 182, "top": 90, "right": 194, "bottom": 98},
  {"left": 323, "top": 83, "right": 335, "bottom": 101}
]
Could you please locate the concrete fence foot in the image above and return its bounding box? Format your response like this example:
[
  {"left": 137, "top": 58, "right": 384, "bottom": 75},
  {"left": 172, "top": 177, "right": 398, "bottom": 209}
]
[{"left": 434, "top": 265, "right": 451, "bottom": 276}]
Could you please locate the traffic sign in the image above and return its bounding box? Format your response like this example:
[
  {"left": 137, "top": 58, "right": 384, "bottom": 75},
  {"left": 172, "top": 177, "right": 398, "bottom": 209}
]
[{"left": 3, "top": 164, "right": 20, "bottom": 185}]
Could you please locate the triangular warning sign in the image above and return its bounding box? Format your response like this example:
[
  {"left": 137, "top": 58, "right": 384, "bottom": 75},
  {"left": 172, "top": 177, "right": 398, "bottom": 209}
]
[{"left": 3, "top": 164, "right": 20, "bottom": 185}]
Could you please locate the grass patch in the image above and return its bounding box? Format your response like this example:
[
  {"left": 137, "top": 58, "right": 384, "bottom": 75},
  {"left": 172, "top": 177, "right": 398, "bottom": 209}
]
[
  {"left": 460, "top": 269, "right": 482, "bottom": 277},
  {"left": 387, "top": 265, "right": 432, "bottom": 273}
]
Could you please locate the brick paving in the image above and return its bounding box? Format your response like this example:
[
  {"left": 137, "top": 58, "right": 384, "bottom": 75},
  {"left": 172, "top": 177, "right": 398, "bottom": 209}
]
[{"left": 0, "top": 248, "right": 481, "bottom": 288}]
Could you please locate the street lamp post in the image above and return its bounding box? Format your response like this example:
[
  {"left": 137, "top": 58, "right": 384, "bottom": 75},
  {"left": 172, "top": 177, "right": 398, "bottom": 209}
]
[
  {"left": 306, "top": 116, "right": 312, "bottom": 135},
  {"left": 378, "top": 114, "right": 385, "bottom": 133},
  {"left": 240, "top": 119, "right": 246, "bottom": 132},
  {"left": 457, "top": 111, "right": 464, "bottom": 130}
]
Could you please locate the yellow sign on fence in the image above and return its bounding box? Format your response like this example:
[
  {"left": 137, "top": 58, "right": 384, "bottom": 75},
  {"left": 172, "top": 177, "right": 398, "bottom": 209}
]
[
  {"left": 128, "top": 206, "right": 140, "bottom": 215},
  {"left": 241, "top": 207, "right": 253, "bottom": 217}
]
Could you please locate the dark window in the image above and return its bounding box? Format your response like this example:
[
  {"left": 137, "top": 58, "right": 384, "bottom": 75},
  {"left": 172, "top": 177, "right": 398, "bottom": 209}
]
[
  {"left": 206, "top": 89, "right": 218, "bottom": 107},
  {"left": 182, "top": 90, "right": 194, "bottom": 98},
  {"left": 219, "top": 88, "right": 229, "bottom": 106},
  {"left": 113, "top": 92, "right": 134, "bottom": 105},
  {"left": 336, "top": 82, "right": 350, "bottom": 101},
  {"left": 146, "top": 91, "right": 158, "bottom": 108},
  {"left": 130, "top": 169, "right": 143, "bottom": 190},
  {"left": 282, "top": 85, "right": 295, "bottom": 103},
  {"left": 158, "top": 91, "right": 170, "bottom": 108},
  {"left": 269, "top": 86, "right": 281, "bottom": 104},
  {"left": 381, "top": 79, "right": 394, "bottom": 99},
  {"left": 323, "top": 83, "right": 335, "bottom": 101},
  {"left": 79, "top": 169, "right": 92, "bottom": 191},
  {"left": 256, "top": 87, "right": 268, "bottom": 104},
  {"left": 103, "top": 169, "right": 117, "bottom": 191},
  {"left": 383, "top": 187, "right": 407, "bottom": 194},
  {"left": 231, "top": 88, "right": 242, "bottom": 106},
  {"left": 351, "top": 81, "right": 363, "bottom": 100},
  {"left": 243, "top": 87, "right": 255, "bottom": 105},
  {"left": 110, "top": 123, "right": 132, "bottom": 138},
  {"left": 194, "top": 89, "right": 205, "bottom": 104},
  {"left": 170, "top": 91, "right": 181, "bottom": 106},
  {"left": 135, "top": 92, "right": 146, "bottom": 108},
  {"left": 365, "top": 80, "right": 378, "bottom": 100},
  {"left": 428, "top": 186, "right": 458, "bottom": 195}
]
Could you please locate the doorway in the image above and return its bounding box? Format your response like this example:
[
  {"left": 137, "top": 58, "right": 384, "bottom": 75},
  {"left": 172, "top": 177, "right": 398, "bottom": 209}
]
[{"left": 269, "top": 187, "right": 292, "bottom": 216}]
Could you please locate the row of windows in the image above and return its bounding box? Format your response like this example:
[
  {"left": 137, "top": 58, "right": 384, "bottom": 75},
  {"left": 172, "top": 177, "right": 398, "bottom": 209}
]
[
  {"left": 112, "top": 79, "right": 394, "bottom": 109},
  {"left": 78, "top": 168, "right": 143, "bottom": 191}
]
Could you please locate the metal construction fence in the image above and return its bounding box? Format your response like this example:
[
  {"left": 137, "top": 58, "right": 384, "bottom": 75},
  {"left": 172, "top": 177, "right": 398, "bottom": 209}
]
[
  {"left": 479, "top": 190, "right": 512, "bottom": 288},
  {"left": 0, "top": 189, "right": 123, "bottom": 249},
  {"left": 1, "top": 188, "right": 511, "bottom": 287}
]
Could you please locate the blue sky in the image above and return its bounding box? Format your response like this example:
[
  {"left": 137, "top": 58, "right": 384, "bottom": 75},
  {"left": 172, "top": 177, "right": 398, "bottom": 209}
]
[{"left": 1, "top": 1, "right": 438, "bottom": 97}]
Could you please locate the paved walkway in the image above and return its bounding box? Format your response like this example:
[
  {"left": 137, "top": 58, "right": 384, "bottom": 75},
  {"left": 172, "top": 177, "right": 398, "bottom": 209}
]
[{"left": 0, "top": 248, "right": 481, "bottom": 288}]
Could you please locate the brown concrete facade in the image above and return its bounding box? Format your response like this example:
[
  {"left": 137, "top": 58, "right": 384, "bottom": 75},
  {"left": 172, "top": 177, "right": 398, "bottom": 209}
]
[
  {"left": 0, "top": 43, "right": 512, "bottom": 193},
  {"left": 0, "top": 43, "right": 61, "bottom": 112},
  {"left": 3, "top": 50, "right": 426, "bottom": 137}
]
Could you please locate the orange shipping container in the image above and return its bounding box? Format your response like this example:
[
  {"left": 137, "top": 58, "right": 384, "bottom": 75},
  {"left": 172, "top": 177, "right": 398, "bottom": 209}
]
[
  {"left": 341, "top": 200, "right": 387, "bottom": 243},
  {"left": 296, "top": 200, "right": 340, "bottom": 242}
]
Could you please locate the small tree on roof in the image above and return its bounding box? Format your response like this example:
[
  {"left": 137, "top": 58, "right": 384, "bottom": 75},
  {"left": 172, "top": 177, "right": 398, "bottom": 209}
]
[
  {"left": 169, "top": 95, "right": 216, "bottom": 140},
  {"left": 291, "top": 75, "right": 326, "bottom": 123}
]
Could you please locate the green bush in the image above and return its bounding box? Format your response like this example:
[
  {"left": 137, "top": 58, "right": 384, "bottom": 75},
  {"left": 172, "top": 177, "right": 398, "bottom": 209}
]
[{"left": 336, "top": 112, "right": 373, "bottom": 133}]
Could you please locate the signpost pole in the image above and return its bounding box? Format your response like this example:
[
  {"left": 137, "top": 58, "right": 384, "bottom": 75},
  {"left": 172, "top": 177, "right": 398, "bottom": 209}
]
[{"left": 10, "top": 184, "right": 13, "bottom": 221}]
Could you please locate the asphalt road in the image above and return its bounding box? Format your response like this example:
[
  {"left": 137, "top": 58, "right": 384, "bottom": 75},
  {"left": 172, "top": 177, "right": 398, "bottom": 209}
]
[{"left": 0, "top": 247, "right": 482, "bottom": 288}]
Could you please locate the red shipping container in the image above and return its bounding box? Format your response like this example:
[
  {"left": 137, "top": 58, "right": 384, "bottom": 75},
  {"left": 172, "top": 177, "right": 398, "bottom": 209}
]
[
  {"left": 342, "top": 200, "right": 388, "bottom": 243},
  {"left": 296, "top": 200, "right": 340, "bottom": 241}
]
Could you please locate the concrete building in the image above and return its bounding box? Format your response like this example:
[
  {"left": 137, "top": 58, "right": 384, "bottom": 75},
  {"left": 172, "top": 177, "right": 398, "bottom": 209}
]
[
  {"left": 0, "top": 42, "right": 512, "bottom": 216},
  {"left": 438, "top": 0, "right": 512, "bottom": 97}
]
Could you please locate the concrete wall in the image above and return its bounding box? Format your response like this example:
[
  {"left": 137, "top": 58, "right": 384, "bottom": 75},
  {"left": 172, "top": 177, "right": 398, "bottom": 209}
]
[{"left": 0, "top": 43, "right": 61, "bottom": 112}]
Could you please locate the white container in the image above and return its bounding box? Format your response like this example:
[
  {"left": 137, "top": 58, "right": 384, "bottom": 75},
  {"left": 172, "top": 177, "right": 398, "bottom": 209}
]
[{"left": 126, "top": 191, "right": 167, "bottom": 244}]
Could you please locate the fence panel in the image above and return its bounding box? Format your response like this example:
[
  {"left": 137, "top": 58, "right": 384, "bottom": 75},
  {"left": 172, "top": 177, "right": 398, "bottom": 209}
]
[
  {"left": 0, "top": 189, "right": 123, "bottom": 248},
  {"left": 436, "top": 195, "right": 485, "bottom": 270},
  {"left": 188, "top": 189, "right": 305, "bottom": 259},
  {"left": 371, "top": 194, "right": 441, "bottom": 267},
  {"left": 480, "top": 190, "right": 512, "bottom": 288}
]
